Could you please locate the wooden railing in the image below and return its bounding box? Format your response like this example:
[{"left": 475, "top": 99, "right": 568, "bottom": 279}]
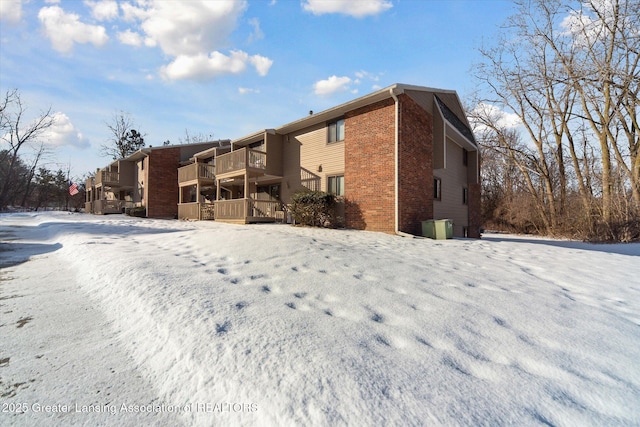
[
  {"left": 216, "top": 148, "right": 267, "bottom": 175},
  {"left": 95, "top": 170, "right": 119, "bottom": 186},
  {"left": 248, "top": 149, "right": 267, "bottom": 170},
  {"left": 94, "top": 199, "right": 123, "bottom": 214},
  {"left": 215, "top": 199, "right": 248, "bottom": 220},
  {"left": 178, "top": 163, "right": 216, "bottom": 183},
  {"left": 250, "top": 199, "right": 281, "bottom": 218},
  {"left": 178, "top": 202, "right": 216, "bottom": 220},
  {"left": 213, "top": 198, "right": 282, "bottom": 221},
  {"left": 178, "top": 202, "right": 200, "bottom": 220}
]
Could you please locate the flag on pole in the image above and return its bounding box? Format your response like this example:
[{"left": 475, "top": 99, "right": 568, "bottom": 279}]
[{"left": 69, "top": 182, "right": 79, "bottom": 196}]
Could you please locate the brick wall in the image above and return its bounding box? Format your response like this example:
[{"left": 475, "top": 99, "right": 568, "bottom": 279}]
[
  {"left": 344, "top": 98, "right": 396, "bottom": 233},
  {"left": 147, "top": 148, "right": 180, "bottom": 218},
  {"left": 397, "top": 93, "right": 433, "bottom": 235}
]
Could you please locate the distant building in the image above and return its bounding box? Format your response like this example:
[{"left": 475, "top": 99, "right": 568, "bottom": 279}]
[{"left": 85, "top": 141, "right": 231, "bottom": 218}]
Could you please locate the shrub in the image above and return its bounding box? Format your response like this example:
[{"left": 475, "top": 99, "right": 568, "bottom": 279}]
[
  {"left": 126, "top": 206, "right": 146, "bottom": 217},
  {"left": 289, "top": 190, "right": 337, "bottom": 227}
]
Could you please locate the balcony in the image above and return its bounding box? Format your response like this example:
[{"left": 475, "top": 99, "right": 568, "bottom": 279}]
[
  {"left": 93, "top": 199, "right": 124, "bottom": 214},
  {"left": 215, "top": 148, "right": 268, "bottom": 178},
  {"left": 178, "top": 163, "right": 216, "bottom": 184},
  {"left": 95, "top": 170, "right": 120, "bottom": 186},
  {"left": 214, "top": 198, "right": 282, "bottom": 224},
  {"left": 177, "top": 202, "right": 215, "bottom": 220}
]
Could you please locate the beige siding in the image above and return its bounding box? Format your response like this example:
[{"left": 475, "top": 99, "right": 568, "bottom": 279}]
[
  {"left": 119, "top": 160, "right": 135, "bottom": 186},
  {"left": 433, "top": 104, "right": 445, "bottom": 169},
  {"left": 265, "top": 132, "right": 283, "bottom": 176},
  {"left": 280, "top": 121, "right": 345, "bottom": 203},
  {"left": 134, "top": 158, "right": 146, "bottom": 206},
  {"left": 433, "top": 138, "right": 469, "bottom": 236}
]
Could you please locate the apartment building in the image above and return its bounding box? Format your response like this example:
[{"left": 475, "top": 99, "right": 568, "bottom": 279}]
[
  {"left": 86, "top": 141, "right": 230, "bottom": 218},
  {"left": 188, "top": 84, "right": 480, "bottom": 237}
]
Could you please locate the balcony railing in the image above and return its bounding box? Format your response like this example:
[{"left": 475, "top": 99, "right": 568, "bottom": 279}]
[
  {"left": 214, "top": 198, "right": 281, "bottom": 222},
  {"left": 93, "top": 199, "right": 124, "bottom": 214},
  {"left": 214, "top": 198, "right": 248, "bottom": 220},
  {"left": 177, "top": 202, "right": 216, "bottom": 220},
  {"left": 216, "top": 148, "right": 267, "bottom": 176},
  {"left": 178, "top": 163, "right": 216, "bottom": 184},
  {"left": 251, "top": 199, "right": 281, "bottom": 219},
  {"left": 178, "top": 202, "right": 200, "bottom": 220},
  {"left": 95, "top": 170, "right": 120, "bottom": 186}
]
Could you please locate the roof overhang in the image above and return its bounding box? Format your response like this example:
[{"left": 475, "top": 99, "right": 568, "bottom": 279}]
[
  {"left": 231, "top": 129, "right": 276, "bottom": 147},
  {"left": 275, "top": 83, "right": 467, "bottom": 136}
]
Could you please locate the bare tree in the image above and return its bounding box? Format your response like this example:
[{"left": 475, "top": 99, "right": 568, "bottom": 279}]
[
  {"left": 101, "top": 111, "right": 145, "bottom": 160},
  {"left": 178, "top": 129, "right": 215, "bottom": 145},
  {"left": 0, "top": 89, "right": 55, "bottom": 210},
  {"left": 472, "top": 0, "right": 639, "bottom": 240}
]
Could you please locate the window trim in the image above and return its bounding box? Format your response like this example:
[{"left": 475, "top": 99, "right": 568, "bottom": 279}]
[
  {"left": 434, "top": 177, "right": 442, "bottom": 201},
  {"left": 327, "top": 118, "right": 345, "bottom": 144},
  {"left": 327, "top": 174, "right": 345, "bottom": 196}
]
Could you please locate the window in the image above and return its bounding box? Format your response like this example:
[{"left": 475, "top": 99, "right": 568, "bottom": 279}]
[
  {"left": 463, "top": 148, "right": 468, "bottom": 166},
  {"left": 434, "top": 177, "right": 442, "bottom": 201},
  {"left": 463, "top": 187, "right": 468, "bottom": 205},
  {"left": 328, "top": 119, "right": 345, "bottom": 143},
  {"left": 328, "top": 175, "right": 344, "bottom": 196},
  {"left": 257, "top": 184, "right": 280, "bottom": 201}
]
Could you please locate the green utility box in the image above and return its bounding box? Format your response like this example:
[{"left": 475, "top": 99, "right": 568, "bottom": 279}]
[{"left": 422, "top": 219, "right": 453, "bottom": 240}]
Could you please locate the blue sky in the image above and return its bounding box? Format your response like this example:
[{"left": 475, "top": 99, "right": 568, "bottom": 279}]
[{"left": 0, "top": 0, "right": 514, "bottom": 179}]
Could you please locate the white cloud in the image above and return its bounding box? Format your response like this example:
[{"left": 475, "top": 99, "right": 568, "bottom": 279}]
[
  {"left": 470, "top": 103, "right": 521, "bottom": 131},
  {"left": 160, "top": 50, "right": 272, "bottom": 81},
  {"left": 0, "top": 0, "right": 23, "bottom": 24},
  {"left": 355, "top": 70, "right": 380, "bottom": 82},
  {"left": 238, "top": 87, "right": 260, "bottom": 95},
  {"left": 559, "top": 0, "right": 629, "bottom": 50},
  {"left": 117, "top": 29, "right": 143, "bottom": 46},
  {"left": 38, "top": 6, "right": 108, "bottom": 53},
  {"left": 120, "top": 1, "right": 147, "bottom": 22},
  {"left": 249, "top": 54, "right": 273, "bottom": 76},
  {"left": 302, "top": 0, "right": 392, "bottom": 18},
  {"left": 43, "top": 112, "right": 90, "bottom": 149},
  {"left": 247, "top": 17, "right": 264, "bottom": 43},
  {"left": 124, "top": 0, "right": 248, "bottom": 57},
  {"left": 313, "top": 75, "right": 352, "bottom": 97},
  {"left": 117, "top": 0, "right": 271, "bottom": 80},
  {"left": 84, "top": 0, "right": 119, "bottom": 21}
]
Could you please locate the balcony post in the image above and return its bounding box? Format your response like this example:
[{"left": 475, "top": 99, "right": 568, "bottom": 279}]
[{"left": 244, "top": 171, "right": 249, "bottom": 200}]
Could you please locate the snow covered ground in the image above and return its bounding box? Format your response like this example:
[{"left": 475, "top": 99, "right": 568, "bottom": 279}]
[{"left": 1, "top": 212, "right": 639, "bottom": 426}]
